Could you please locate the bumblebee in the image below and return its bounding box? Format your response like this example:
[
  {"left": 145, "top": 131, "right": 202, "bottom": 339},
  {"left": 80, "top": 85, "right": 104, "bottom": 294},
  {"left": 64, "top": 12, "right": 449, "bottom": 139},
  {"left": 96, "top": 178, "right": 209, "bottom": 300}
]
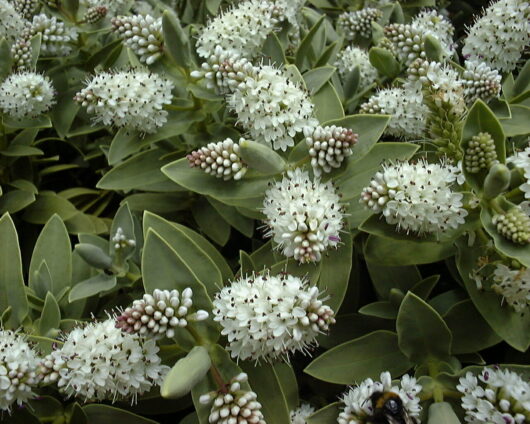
[{"left": 367, "top": 391, "right": 417, "bottom": 424}]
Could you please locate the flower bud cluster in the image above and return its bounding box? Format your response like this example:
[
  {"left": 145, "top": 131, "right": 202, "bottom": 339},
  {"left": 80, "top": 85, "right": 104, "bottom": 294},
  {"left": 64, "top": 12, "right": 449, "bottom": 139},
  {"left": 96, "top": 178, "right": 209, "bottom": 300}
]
[
  {"left": 111, "top": 14, "right": 163, "bottom": 65},
  {"left": 493, "top": 207, "right": 530, "bottom": 245},
  {"left": 116, "top": 288, "right": 209, "bottom": 339},
  {"left": 0, "top": 330, "right": 40, "bottom": 412},
  {"left": 337, "top": 8, "right": 382, "bottom": 39},
  {"left": 23, "top": 14, "right": 78, "bottom": 56},
  {"left": 187, "top": 138, "right": 248, "bottom": 181},
  {"left": 464, "top": 132, "right": 498, "bottom": 173},
  {"left": 13, "top": 0, "right": 38, "bottom": 19},
  {"left": 111, "top": 226, "right": 136, "bottom": 250},
  {"left": 84, "top": 6, "right": 108, "bottom": 24},
  {"left": 462, "top": 60, "right": 502, "bottom": 104},
  {"left": 10, "top": 37, "right": 33, "bottom": 71},
  {"left": 199, "top": 373, "right": 266, "bottom": 424},
  {"left": 213, "top": 272, "right": 336, "bottom": 362},
  {"left": 304, "top": 125, "right": 358, "bottom": 176}
]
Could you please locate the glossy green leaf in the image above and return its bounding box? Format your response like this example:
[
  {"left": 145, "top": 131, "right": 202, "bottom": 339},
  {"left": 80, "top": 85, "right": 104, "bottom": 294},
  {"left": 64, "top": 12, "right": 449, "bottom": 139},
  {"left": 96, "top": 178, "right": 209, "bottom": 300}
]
[
  {"left": 369, "top": 47, "right": 400, "bottom": 78},
  {"left": 68, "top": 273, "right": 116, "bottom": 302},
  {"left": 427, "top": 402, "right": 461, "bottom": 424},
  {"left": 312, "top": 81, "right": 345, "bottom": 122},
  {"left": 82, "top": 405, "right": 157, "bottom": 424},
  {"left": 239, "top": 139, "right": 286, "bottom": 175},
  {"left": 303, "top": 66, "right": 337, "bottom": 95},
  {"left": 456, "top": 239, "right": 530, "bottom": 351},
  {"left": 23, "top": 192, "right": 78, "bottom": 223},
  {"left": 366, "top": 261, "right": 421, "bottom": 299},
  {"left": 162, "top": 11, "right": 190, "bottom": 67},
  {"left": 0, "top": 213, "right": 28, "bottom": 327},
  {"left": 38, "top": 292, "right": 61, "bottom": 337},
  {"left": 500, "top": 105, "right": 530, "bottom": 137},
  {"left": 29, "top": 214, "right": 72, "bottom": 295},
  {"left": 397, "top": 292, "right": 452, "bottom": 364},
  {"left": 307, "top": 403, "right": 341, "bottom": 424},
  {"left": 161, "top": 346, "right": 211, "bottom": 399},
  {"left": 207, "top": 197, "right": 254, "bottom": 237},
  {"left": 192, "top": 197, "right": 231, "bottom": 246},
  {"left": 304, "top": 330, "right": 412, "bottom": 384}
]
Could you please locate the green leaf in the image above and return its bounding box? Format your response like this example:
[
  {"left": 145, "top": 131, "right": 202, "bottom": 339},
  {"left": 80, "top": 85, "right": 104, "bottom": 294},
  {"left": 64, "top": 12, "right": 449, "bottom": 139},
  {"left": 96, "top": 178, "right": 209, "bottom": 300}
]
[
  {"left": 456, "top": 239, "right": 530, "bottom": 351},
  {"left": 238, "top": 250, "right": 255, "bottom": 275},
  {"left": 295, "top": 16, "right": 325, "bottom": 71},
  {"left": 29, "top": 214, "right": 72, "bottom": 296},
  {"left": 444, "top": 300, "right": 501, "bottom": 354},
  {"left": 262, "top": 32, "right": 286, "bottom": 66},
  {"left": 3, "top": 114, "right": 52, "bottom": 129},
  {"left": 143, "top": 212, "right": 226, "bottom": 295},
  {"left": 97, "top": 149, "right": 180, "bottom": 192},
  {"left": 303, "top": 66, "right": 337, "bottom": 95},
  {"left": 0, "top": 213, "right": 28, "bottom": 327},
  {"left": 427, "top": 402, "right": 461, "bottom": 424},
  {"left": 0, "top": 190, "right": 36, "bottom": 214},
  {"left": 68, "top": 273, "right": 117, "bottom": 303},
  {"left": 161, "top": 346, "right": 211, "bottom": 399},
  {"left": 359, "top": 301, "right": 398, "bottom": 319},
  {"left": 192, "top": 197, "right": 231, "bottom": 246},
  {"left": 273, "top": 363, "right": 298, "bottom": 411},
  {"left": 461, "top": 100, "right": 506, "bottom": 191},
  {"left": 0, "top": 38, "right": 12, "bottom": 80},
  {"left": 240, "top": 363, "right": 291, "bottom": 424},
  {"left": 364, "top": 234, "right": 455, "bottom": 266},
  {"left": 397, "top": 292, "right": 452, "bottom": 364},
  {"left": 23, "top": 192, "right": 78, "bottom": 223},
  {"left": 410, "top": 275, "right": 440, "bottom": 300},
  {"left": 109, "top": 202, "right": 135, "bottom": 257},
  {"left": 74, "top": 243, "right": 113, "bottom": 270},
  {"left": 107, "top": 128, "right": 140, "bottom": 165},
  {"left": 369, "top": 47, "right": 400, "bottom": 79},
  {"left": 162, "top": 11, "right": 190, "bottom": 67},
  {"left": 304, "top": 330, "right": 412, "bottom": 384},
  {"left": 512, "top": 59, "right": 530, "bottom": 96},
  {"left": 162, "top": 158, "right": 270, "bottom": 205},
  {"left": 424, "top": 34, "right": 444, "bottom": 62},
  {"left": 82, "top": 405, "right": 157, "bottom": 424},
  {"left": 239, "top": 139, "right": 286, "bottom": 175},
  {"left": 318, "top": 232, "right": 352, "bottom": 312},
  {"left": 366, "top": 261, "right": 421, "bottom": 299},
  {"left": 207, "top": 197, "right": 254, "bottom": 237},
  {"left": 500, "top": 105, "right": 530, "bottom": 137},
  {"left": 307, "top": 403, "right": 341, "bottom": 424},
  {"left": 312, "top": 81, "right": 345, "bottom": 122},
  {"left": 38, "top": 292, "right": 61, "bottom": 337}
]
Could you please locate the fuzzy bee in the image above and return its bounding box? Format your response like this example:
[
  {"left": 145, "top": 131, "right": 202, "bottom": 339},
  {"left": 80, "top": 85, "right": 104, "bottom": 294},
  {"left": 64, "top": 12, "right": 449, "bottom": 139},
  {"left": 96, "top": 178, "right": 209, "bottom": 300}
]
[{"left": 367, "top": 391, "right": 418, "bottom": 424}]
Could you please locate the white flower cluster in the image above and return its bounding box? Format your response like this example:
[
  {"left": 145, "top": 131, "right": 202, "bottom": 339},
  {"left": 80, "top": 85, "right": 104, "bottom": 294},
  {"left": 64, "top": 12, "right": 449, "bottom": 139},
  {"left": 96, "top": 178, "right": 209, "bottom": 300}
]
[
  {"left": 196, "top": 0, "right": 282, "bottom": 59},
  {"left": 186, "top": 138, "right": 248, "bottom": 181},
  {"left": 360, "top": 159, "right": 467, "bottom": 235},
  {"left": 462, "top": 61, "right": 502, "bottom": 104},
  {"left": 190, "top": 47, "right": 255, "bottom": 94},
  {"left": 116, "top": 288, "right": 209, "bottom": 339},
  {"left": 199, "top": 372, "right": 266, "bottom": 424},
  {"left": 491, "top": 264, "right": 530, "bottom": 312},
  {"left": 338, "top": 372, "right": 422, "bottom": 424},
  {"left": 112, "top": 226, "right": 136, "bottom": 250},
  {"left": 0, "top": 0, "right": 25, "bottom": 44},
  {"left": 360, "top": 87, "right": 427, "bottom": 139},
  {"left": 337, "top": 8, "right": 382, "bottom": 39},
  {"left": 406, "top": 60, "right": 466, "bottom": 115},
  {"left": 228, "top": 64, "right": 318, "bottom": 151},
  {"left": 38, "top": 319, "right": 169, "bottom": 403},
  {"left": 111, "top": 14, "right": 163, "bottom": 65},
  {"left": 263, "top": 168, "right": 343, "bottom": 263},
  {"left": 74, "top": 71, "right": 174, "bottom": 133},
  {"left": 334, "top": 46, "right": 378, "bottom": 90},
  {"left": 0, "top": 330, "right": 40, "bottom": 412},
  {"left": 212, "top": 272, "right": 336, "bottom": 362},
  {"left": 507, "top": 147, "right": 530, "bottom": 200},
  {"left": 24, "top": 14, "right": 78, "bottom": 57},
  {"left": 290, "top": 403, "right": 315, "bottom": 423},
  {"left": 0, "top": 72, "right": 55, "bottom": 119},
  {"left": 462, "top": 0, "right": 530, "bottom": 72},
  {"left": 304, "top": 125, "right": 358, "bottom": 176},
  {"left": 384, "top": 11, "right": 454, "bottom": 66},
  {"left": 457, "top": 367, "right": 530, "bottom": 423}
]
